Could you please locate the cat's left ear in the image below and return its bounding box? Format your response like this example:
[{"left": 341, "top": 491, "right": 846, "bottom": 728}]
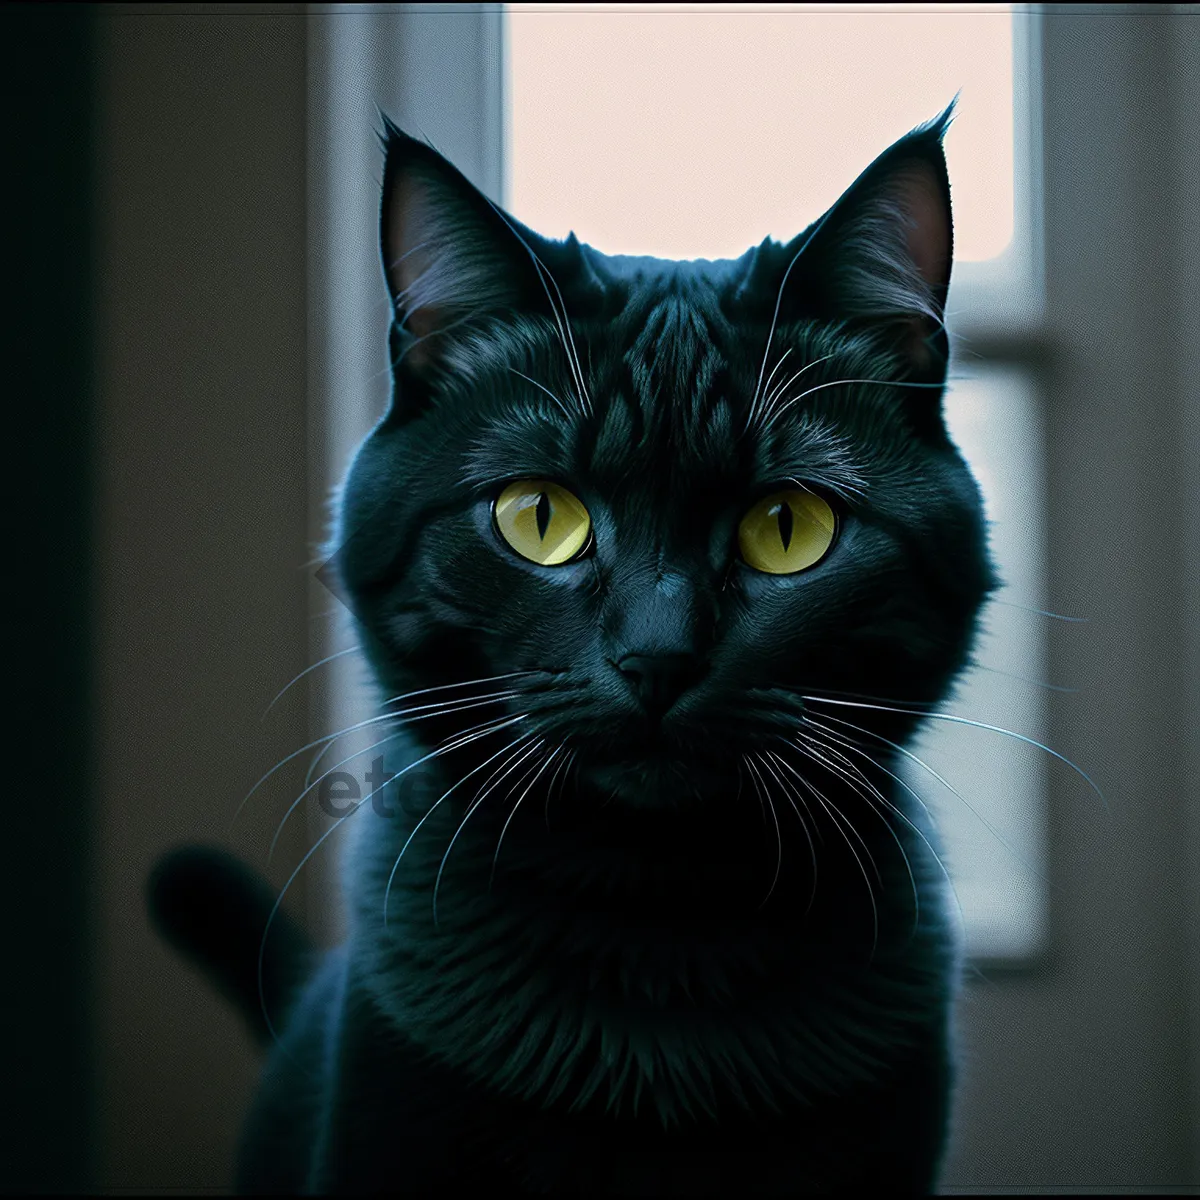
[
  {"left": 740, "top": 102, "right": 956, "bottom": 378},
  {"left": 380, "top": 120, "right": 537, "bottom": 358},
  {"left": 378, "top": 118, "right": 603, "bottom": 419}
]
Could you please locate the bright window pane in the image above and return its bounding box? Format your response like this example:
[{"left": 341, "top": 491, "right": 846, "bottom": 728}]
[
  {"left": 927, "top": 368, "right": 1048, "bottom": 961},
  {"left": 507, "top": 3, "right": 1013, "bottom": 262}
]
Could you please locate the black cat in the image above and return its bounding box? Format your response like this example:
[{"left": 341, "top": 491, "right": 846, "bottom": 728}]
[{"left": 151, "top": 104, "right": 994, "bottom": 1194}]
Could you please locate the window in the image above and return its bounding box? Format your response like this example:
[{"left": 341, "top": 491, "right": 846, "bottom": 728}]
[{"left": 508, "top": 4, "right": 1015, "bottom": 263}]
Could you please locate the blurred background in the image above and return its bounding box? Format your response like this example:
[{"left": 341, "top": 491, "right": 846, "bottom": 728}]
[{"left": 7, "top": 2, "right": 1200, "bottom": 1193}]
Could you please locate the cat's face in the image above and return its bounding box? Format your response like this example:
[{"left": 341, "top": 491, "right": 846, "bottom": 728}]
[{"left": 334, "top": 112, "right": 994, "bottom": 814}]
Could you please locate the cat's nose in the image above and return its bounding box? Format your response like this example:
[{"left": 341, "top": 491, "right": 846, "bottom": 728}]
[{"left": 613, "top": 653, "right": 701, "bottom": 717}]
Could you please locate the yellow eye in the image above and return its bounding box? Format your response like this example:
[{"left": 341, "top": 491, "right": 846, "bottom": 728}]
[
  {"left": 493, "top": 479, "right": 592, "bottom": 566},
  {"left": 738, "top": 489, "right": 837, "bottom": 575}
]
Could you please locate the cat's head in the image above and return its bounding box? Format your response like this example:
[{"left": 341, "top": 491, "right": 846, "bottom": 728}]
[{"left": 333, "top": 107, "right": 995, "bottom": 813}]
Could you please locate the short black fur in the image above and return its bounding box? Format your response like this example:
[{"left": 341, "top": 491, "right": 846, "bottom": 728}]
[{"left": 157, "top": 103, "right": 995, "bottom": 1194}]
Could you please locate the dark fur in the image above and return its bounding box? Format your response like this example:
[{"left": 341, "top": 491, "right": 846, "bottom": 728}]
[{"left": 155, "top": 105, "right": 994, "bottom": 1193}]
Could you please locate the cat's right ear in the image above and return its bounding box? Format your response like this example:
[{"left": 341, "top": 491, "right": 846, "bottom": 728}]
[
  {"left": 379, "top": 120, "right": 550, "bottom": 416},
  {"left": 733, "top": 103, "right": 956, "bottom": 384}
]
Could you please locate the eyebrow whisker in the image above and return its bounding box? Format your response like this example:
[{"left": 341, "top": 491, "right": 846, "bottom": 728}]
[{"left": 506, "top": 367, "right": 575, "bottom": 421}]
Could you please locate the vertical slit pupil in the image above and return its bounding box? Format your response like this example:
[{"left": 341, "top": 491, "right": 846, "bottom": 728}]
[
  {"left": 777, "top": 500, "right": 794, "bottom": 552},
  {"left": 536, "top": 491, "right": 552, "bottom": 540}
]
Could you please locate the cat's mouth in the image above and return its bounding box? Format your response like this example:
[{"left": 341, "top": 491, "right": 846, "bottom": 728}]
[{"left": 582, "top": 748, "right": 736, "bottom": 808}]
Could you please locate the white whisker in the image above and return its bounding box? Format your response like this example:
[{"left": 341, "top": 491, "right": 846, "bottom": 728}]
[
  {"left": 754, "top": 750, "right": 818, "bottom": 915},
  {"left": 756, "top": 352, "right": 839, "bottom": 429},
  {"left": 744, "top": 755, "right": 782, "bottom": 909},
  {"left": 261, "top": 646, "right": 360, "bottom": 721},
  {"left": 763, "top": 377, "right": 946, "bottom": 432},
  {"left": 794, "top": 724, "right": 968, "bottom": 944},
  {"left": 268, "top": 728, "right": 406, "bottom": 864},
  {"left": 432, "top": 737, "right": 546, "bottom": 925},
  {"left": 378, "top": 669, "right": 542, "bottom": 708},
  {"left": 478, "top": 194, "right": 592, "bottom": 416},
  {"left": 746, "top": 222, "right": 829, "bottom": 436},
  {"left": 787, "top": 734, "right": 920, "bottom": 936},
  {"left": 776, "top": 743, "right": 880, "bottom": 955},
  {"left": 234, "top": 678, "right": 539, "bottom": 830},
  {"left": 802, "top": 694, "right": 1106, "bottom": 808},
  {"left": 809, "top": 709, "right": 1061, "bottom": 894},
  {"left": 543, "top": 747, "right": 576, "bottom": 831},
  {"left": 383, "top": 725, "right": 534, "bottom": 928},
  {"left": 747, "top": 347, "right": 791, "bottom": 429},
  {"left": 506, "top": 367, "right": 574, "bottom": 421},
  {"left": 490, "top": 744, "right": 564, "bottom": 889},
  {"left": 801, "top": 713, "right": 937, "bottom": 825}
]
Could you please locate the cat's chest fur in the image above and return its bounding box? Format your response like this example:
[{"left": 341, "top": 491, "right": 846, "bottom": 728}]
[
  {"left": 335, "top": 768, "right": 956, "bottom": 1138},
  {"left": 244, "top": 889, "right": 955, "bottom": 1195}
]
